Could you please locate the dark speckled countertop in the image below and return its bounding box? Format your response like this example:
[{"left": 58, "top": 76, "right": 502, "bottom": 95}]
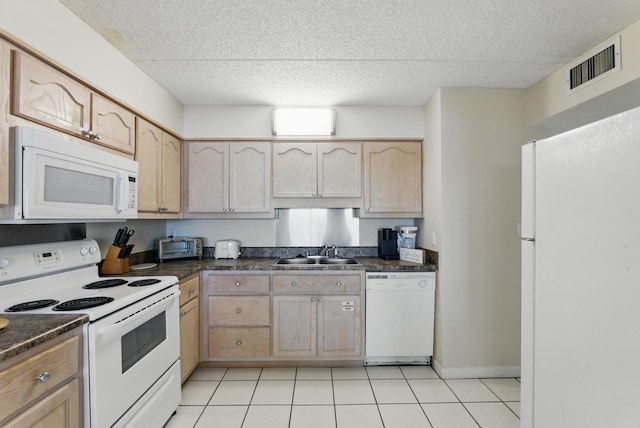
[
  {"left": 115, "top": 257, "right": 436, "bottom": 281},
  {"left": 0, "top": 314, "right": 88, "bottom": 363}
]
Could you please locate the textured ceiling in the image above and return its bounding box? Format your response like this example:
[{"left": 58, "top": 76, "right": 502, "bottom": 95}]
[{"left": 59, "top": 0, "right": 640, "bottom": 106}]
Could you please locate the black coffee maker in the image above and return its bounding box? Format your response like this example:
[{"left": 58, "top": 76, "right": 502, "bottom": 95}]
[{"left": 378, "top": 228, "right": 399, "bottom": 260}]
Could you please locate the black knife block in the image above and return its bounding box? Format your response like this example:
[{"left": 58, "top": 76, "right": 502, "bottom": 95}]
[{"left": 101, "top": 245, "right": 129, "bottom": 275}]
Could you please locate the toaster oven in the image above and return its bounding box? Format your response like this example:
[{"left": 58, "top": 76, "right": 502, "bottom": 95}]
[{"left": 156, "top": 237, "right": 203, "bottom": 261}]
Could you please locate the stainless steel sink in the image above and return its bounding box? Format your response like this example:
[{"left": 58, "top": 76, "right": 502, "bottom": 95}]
[
  {"left": 273, "top": 258, "right": 315, "bottom": 265},
  {"left": 318, "top": 258, "right": 359, "bottom": 264},
  {"left": 273, "top": 257, "right": 359, "bottom": 265}
]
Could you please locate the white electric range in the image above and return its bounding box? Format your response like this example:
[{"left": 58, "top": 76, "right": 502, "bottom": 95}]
[{"left": 0, "top": 239, "right": 181, "bottom": 428}]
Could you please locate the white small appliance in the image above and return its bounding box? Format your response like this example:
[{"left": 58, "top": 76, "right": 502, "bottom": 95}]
[
  {"left": 214, "top": 239, "right": 241, "bottom": 259},
  {"left": 1, "top": 126, "right": 138, "bottom": 221}
]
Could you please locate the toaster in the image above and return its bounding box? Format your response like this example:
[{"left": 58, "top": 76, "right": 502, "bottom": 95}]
[{"left": 215, "top": 239, "right": 241, "bottom": 259}]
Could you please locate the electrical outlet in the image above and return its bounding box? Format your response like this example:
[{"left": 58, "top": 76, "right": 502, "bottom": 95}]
[{"left": 168, "top": 228, "right": 176, "bottom": 238}]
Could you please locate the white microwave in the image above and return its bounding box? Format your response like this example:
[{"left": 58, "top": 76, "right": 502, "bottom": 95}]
[{"left": 5, "top": 127, "right": 138, "bottom": 221}]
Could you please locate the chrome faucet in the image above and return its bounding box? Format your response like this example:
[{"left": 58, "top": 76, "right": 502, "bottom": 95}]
[
  {"left": 318, "top": 245, "right": 329, "bottom": 256},
  {"left": 327, "top": 246, "right": 339, "bottom": 258}
]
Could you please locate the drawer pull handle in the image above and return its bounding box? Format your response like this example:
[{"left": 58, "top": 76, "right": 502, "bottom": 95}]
[
  {"left": 236, "top": 340, "right": 242, "bottom": 346},
  {"left": 235, "top": 282, "right": 241, "bottom": 287},
  {"left": 36, "top": 372, "right": 50, "bottom": 383},
  {"left": 236, "top": 308, "right": 242, "bottom": 314},
  {"left": 336, "top": 282, "right": 342, "bottom": 287}
]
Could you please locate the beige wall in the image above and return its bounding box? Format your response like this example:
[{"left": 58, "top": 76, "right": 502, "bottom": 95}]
[
  {"left": 183, "top": 106, "right": 424, "bottom": 139},
  {"left": 0, "top": 0, "right": 184, "bottom": 134},
  {"left": 424, "top": 88, "right": 525, "bottom": 378}
]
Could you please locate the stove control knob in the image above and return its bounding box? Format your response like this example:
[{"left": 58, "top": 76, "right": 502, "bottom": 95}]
[
  {"left": 80, "top": 248, "right": 89, "bottom": 256},
  {"left": 89, "top": 246, "right": 98, "bottom": 255},
  {"left": 0, "top": 258, "right": 8, "bottom": 269}
]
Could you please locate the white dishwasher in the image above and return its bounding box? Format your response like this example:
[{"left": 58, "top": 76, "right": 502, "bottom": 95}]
[{"left": 365, "top": 271, "right": 436, "bottom": 365}]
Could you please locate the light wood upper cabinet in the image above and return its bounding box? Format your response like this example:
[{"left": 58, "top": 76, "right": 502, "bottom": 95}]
[
  {"left": 13, "top": 51, "right": 90, "bottom": 136},
  {"left": 12, "top": 51, "right": 135, "bottom": 155},
  {"left": 91, "top": 94, "right": 135, "bottom": 154},
  {"left": 185, "top": 141, "right": 271, "bottom": 217},
  {"left": 362, "top": 141, "right": 422, "bottom": 217},
  {"left": 0, "top": 39, "right": 10, "bottom": 206},
  {"left": 136, "top": 118, "right": 181, "bottom": 216},
  {"left": 272, "top": 142, "right": 361, "bottom": 199}
]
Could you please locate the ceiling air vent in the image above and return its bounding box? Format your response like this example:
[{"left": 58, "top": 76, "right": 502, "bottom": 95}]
[{"left": 567, "top": 36, "right": 620, "bottom": 94}]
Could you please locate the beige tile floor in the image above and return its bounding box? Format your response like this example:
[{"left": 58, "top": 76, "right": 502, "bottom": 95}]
[{"left": 164, "top": 366, "right": 520, "bottom": 428}]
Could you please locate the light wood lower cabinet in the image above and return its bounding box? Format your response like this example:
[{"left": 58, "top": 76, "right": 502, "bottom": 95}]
[
  {"left": 179, "top": 275, "right": 200, "bottom": 383},
  {"left": 273, "top": 274, "right": 364, "bottom": 359},
  {"left": 203, "top": 271, "right": 271, "bottom": 361},
  {"left": 0, "top": 328, "right": 82, "bottom": 428}
]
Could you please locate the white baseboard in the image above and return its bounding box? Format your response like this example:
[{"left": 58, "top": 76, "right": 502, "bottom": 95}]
[{"left": 432, "top": 360, "right": 520, "bottom": 379}]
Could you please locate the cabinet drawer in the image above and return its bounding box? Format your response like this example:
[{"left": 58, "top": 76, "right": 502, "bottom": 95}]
[
  {"left": 273, "top": 273, "right": 361, "bottom": 294},
  {"left": 209, "top": 296, "right": 270, "bottom": 326},
  {"left": 0, "top": 336, "right": 79, "bottom": 422},
  {"left": 208, "top": 327, "right": 270, "bottom": 357},
  {"left": 179, "top": 275, "right": 200, "bottom": 306},
  {"left": 206, "top": 273, "right": 270, "bottom": 294}
]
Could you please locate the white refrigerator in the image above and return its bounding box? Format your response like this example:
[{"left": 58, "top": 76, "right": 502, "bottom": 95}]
[{"left": 521, "top": 106, "right": 640, "bottom": 427}]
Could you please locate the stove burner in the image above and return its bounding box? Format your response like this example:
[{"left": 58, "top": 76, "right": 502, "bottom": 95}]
[
  {"left": 128, "top": 279, "right": 161, "bottom": 287},
  {"left": 83, "top": 279, "right": 128, "bottom": 289},
  {"left": 6, "top": 299, "right": 59, "bottom": 312},
  {"left": 53, "top": 297, "right": 115, "bottom": 311}
]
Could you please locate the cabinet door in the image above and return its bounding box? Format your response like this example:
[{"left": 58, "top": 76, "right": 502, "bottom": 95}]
[
  {"left": 273, "top": 295, "right": 316, "bottom": 357},
  {"left": 136, "top": 119, "right": 162, "bottom": 212},
  {"left": 186, "top": 142, "right": 228, "bottom": 212},
  {"left": 318, "top": 143, "right": 361, "bottom": 197},
  {"left": 12, "top": 51, "right": 91, "bottom": 136},
  {"left": 179, "top": 297, "right": 199, "bottom": 383},
  {"left": 229, "top": 142, "right": 270, "bottom": 212},
  {"left": 3, "top": 378, "right": 80, "bottom": 428},
  {"left": 363, "top": 141, "right": 422, "bottom": 216},
  {"left": 272, "top": 143, "right": 317, "bottom": 197},
  {"left": 0, "top": 39, "right": 10, "bottom": 206},
  {"left": 91, "top": 94, "right": 135, "bottom": 155},
  {"left": 317, "top": 296, "right": 361, "bottom": 357},
  {"left": 161, "top": 133, "right": 181, "bottom": 213}
]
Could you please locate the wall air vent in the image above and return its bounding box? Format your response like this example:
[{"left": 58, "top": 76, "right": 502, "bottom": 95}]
[{"left": 567, "top": 36, "right": 620, "bottom": 94}]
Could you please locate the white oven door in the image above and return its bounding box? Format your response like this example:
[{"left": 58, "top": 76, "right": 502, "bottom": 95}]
[{"left": 87, "top": 287, "right": 180, "bottom": 428}]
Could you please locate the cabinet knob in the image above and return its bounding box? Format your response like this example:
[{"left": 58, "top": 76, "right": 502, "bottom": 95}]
[
  {"left": 318, "top": 193, "right": 323, "bottom": 197},
  {"left": 291, "top": 282, "right": 297, "bottom": 287},
  {"left": 223, "top": 207, "right": 228, "bottom": 212},
  {"left": 93, "top": 133, "right": 101, "bottom": 140},
  {"left": 236, "top": 308, "right": 242, "bottom": 314},
  {"left": 365, "top": 207, "right": 370, "bottom": 212},
  {"left": 236, "top": 340, "right": 242, "bottom": 346},
  {"left": 180, "top": 311, "right": 186, "bottom": 316},
  {"left": 336, "top": 282, "right": 342, "bottom": 287},
  {"left": 318, "top": 297, "right": 323, "bottom": 302},
  {"left": 36, "top": 372, "right": 50, "bottom": 383},
  {"left": 189, "top": 288, "right": 195, "bottom": 294},
  {"left": 312, "top": 193, "right": 316, "bottom": 197},
  {"left": 230, "top": 208, "right": 235, "bottom": 212},
  {"left": 235, "top": 282, "right": 241, "bottom": 287},
  {"left": 311, "top": 297, "right": 316, "bottom": 302},
  {"left": 81, "top": 129, "right": 93, "bottom": 138}
]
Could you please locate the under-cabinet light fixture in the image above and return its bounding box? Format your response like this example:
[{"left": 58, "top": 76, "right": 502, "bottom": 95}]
[{"left": 271, "top": 108, "right": 336, "bottom": 136}]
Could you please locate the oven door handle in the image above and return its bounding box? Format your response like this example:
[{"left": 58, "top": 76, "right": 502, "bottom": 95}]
[{"left": 97, "top": 291, "right": 179, "bottom": 338}]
